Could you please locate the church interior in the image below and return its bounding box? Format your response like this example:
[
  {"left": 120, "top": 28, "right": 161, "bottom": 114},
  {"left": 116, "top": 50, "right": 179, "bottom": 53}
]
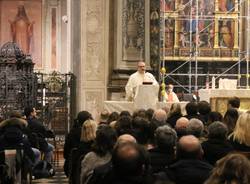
[{"left": 1, "top": 0, "right": 250, "bottom": 183}]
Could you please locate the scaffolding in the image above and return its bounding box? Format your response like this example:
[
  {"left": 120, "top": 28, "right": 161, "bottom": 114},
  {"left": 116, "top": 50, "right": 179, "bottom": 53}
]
[{"left": 159, "top": 0, "right": 250, "bottom": 95}]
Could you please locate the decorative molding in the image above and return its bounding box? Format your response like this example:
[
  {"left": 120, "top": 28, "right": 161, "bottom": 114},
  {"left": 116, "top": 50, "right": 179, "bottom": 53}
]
[{"left": 115, "top": 0, "right": 150, "bottom": 70}]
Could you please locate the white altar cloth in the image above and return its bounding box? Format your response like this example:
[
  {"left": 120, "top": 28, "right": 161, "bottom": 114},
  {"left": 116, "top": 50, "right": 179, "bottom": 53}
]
[
  {"left": 104, "top": 101, "right": 188, "bottom": 114},
  {"left": 199, "top": 89, "right": 250, "bottom": 102}
]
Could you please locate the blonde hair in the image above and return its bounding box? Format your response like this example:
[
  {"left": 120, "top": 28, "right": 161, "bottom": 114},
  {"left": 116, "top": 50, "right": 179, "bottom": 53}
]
[
  {"left": 229, "top": 111, "right": 250, "bottom": 146},
  {"left": 81, "top": 119, "right": 97, "bottom": 142},
  {"left": 168, "top": 103, "right": 182, "bottom": 117}
]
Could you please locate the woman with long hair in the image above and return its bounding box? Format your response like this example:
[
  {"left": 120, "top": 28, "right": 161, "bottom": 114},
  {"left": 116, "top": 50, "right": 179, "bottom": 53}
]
[
  {"left": 205, "top": 153, "right": 250, "bottom": 184},
  {"left": 228, "top": 111, "right": 250, "bottom": 151},
  {"left": 166, "top": 103, "right": 182, "bottom": 128}
]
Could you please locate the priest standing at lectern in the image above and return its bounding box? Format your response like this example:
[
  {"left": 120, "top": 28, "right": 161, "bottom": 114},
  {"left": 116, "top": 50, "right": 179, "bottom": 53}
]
[{"left": 125, "top": 61, "right": 158, "bottom": 101}]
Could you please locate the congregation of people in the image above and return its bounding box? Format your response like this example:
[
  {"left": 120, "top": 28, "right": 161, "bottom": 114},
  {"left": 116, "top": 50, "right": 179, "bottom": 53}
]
[{"left": 63, "top": 96, "right": 250, "bottom": 184}]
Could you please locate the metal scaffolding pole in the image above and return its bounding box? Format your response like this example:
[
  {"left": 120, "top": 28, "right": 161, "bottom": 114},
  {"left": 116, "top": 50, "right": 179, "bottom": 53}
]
[
  {"left": 246, "top": 0, "right": 250, "bottom": 88},
  {"left": 189, "top": 0, "right": 193, "bottom": 93}
]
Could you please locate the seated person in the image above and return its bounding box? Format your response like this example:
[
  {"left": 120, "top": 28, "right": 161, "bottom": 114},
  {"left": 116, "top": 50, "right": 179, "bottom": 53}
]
[
  {"left": 125, "top": 60, "right": 158, "bottom": 101},
  {"left": 163, "top": 84, "right": 179, "bottom": 103}
]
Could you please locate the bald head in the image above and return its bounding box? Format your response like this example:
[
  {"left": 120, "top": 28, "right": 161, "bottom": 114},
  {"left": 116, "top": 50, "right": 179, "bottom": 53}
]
[
  {"left": 153, "top": 109, "right": 167, "bottom": 122},
  {"left": 175, "top": 117, "right": 189, "bottom": 129},
  {"left": 137, "top": 61, "right": 146, "bottom": 74},
  {"left": 117, "top": 134, "right": 137, "bottom": 145},
  {"left": 177, "top": 135, "right": 202, "bottom": 159}
]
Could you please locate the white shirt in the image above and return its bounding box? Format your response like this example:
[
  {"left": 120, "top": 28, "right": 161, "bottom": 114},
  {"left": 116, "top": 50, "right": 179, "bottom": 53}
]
[{"left": 125, "top": 71, "right": 158, "bottom": 101}]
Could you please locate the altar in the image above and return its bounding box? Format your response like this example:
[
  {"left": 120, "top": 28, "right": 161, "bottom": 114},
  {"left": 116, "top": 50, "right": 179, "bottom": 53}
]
[
  {"left": 104, "top": 101, "right": 188, "bottom": 114},
  {"left": 199, "top": 89, "right": 250, "bottom": 115}
]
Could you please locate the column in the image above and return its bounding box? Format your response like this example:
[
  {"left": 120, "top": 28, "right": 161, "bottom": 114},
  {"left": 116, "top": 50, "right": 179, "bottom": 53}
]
[{"left": 214, "top": 17, "right": 219, "bottom": 48}]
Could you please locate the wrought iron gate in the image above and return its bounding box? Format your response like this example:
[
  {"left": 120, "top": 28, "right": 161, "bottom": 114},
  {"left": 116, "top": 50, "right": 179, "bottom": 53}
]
[{"left": 35, "top": 71, "right": 76, "bottom": 135}]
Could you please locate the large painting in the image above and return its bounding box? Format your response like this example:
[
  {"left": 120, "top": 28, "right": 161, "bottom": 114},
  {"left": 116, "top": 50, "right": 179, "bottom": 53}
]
[
  {"left": 178, "top": 0, "right": 215, "bottom": 48},
  {"left": 0, "top": 0, "right": 42, "bottom": 68}
]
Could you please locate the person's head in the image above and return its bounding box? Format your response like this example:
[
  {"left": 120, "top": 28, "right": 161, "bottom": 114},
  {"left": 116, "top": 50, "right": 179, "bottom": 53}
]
[
  {"left": 154, "top": 125, "right": 177, "bottom": 153},
  {"left": 207, "top": 111, "right": 223, "bottom": 125},
  {"left": 115, "top": 115, "right": 133, "bottom": 136},
  {"left": 205, "top": 153, "right": 250, "bottom": 184},
  {"left": 77, "top": 111, "right": 92, "bottom": 126},
  {"left": 146, "top": 108, "right": 154, "bottom": 121},
  {"left": 92, "top": 124, "right": 117, "bottom": 156},
  {"left": 99, "top": 110, "right": 110, "bottom": 124},
  {"left": 153, "top": 109, "right": 167, "bottom": 123},
  {"left": 168, "top": 103, "right": 182, "bottom": 116},
  {"left": 117, "top": 134, "right": 137, "bottom": 145},
  {"left": 186, "top": 118, "right": 204, "bottom": 138},
  {"left": 137, "top": 61, "right": 146, "bottom": 74},
  {"left": 198, "top": 101, "right": 211, "bottom": 116},
  {"left": 176, "top": 135, "right": 203, "bottom": 160},
  {"left": 231, "top": 111, "right": 250, "bottom": 146},
  {"left": 223, "top": 108, "right": 239, "bottom": 133},
  {"left": 167, "top": 84, "right": 174, "bottom": 93},
  {"left": 81, "top": 119, "right": 97, "bottom": 142},
  {"left": 24, "top": 107, "right": 36, "bottom": 118},
  {"left": 185, "top": 102, "right": 198, "bottom": 116},
  {"left": 207, "top": 121, "right": 228, "bottom": 140},
  {"left": 132, "top": 117, "right": 150, "bottom": 145},
  {"left": 9, "top": 111, "right": 23, "bottom": 119},
  {"left": 112, "top": 142, "right": 149, "bottom": 176},
  {"left": 107, "top": 111, "right": 119, "bottom": 124},
  {"left": 133, "top": 109, "right": 147, "bottom": 119},
  {"left": 175, "top": 117, "right": 189, "bottom": 137},
  {"left": 120, "top": 110, "right": 131, "bottom": 117},
  {"left": 228, "top": 97, "right": 240, "bottom": 109}
]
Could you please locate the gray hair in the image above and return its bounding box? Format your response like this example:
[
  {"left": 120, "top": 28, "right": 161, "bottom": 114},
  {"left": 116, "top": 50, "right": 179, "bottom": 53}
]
[
  {"left": 186, "top": 118, "right": 204, "bottom": 138},
  {"left": 208, "top": 121, "right": 228, "bottom": 140},
  {"left": 155, "top": 125, "right": 177, "bottom": 151}
]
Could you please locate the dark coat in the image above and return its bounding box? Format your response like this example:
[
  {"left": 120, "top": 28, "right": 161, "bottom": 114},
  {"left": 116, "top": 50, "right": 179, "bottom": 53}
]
[
  {"left": 166, "top": 113, "right": 182, "bottom": 128},
  {"left": 167, "top": 159, "right": 213, "bottom": 184},
  {"left": 148, "top": 147, "right": 175, "bottom": 173},
  {"left": 228, "top": 136, "right": 250, "bottom": 151},
  {"left": 202, "top": 138, "right": 234, "bottom": 165}
]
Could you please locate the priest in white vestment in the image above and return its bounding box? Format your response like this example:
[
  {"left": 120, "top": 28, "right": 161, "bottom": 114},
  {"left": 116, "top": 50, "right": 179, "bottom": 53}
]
[{"left": 125, "top": 61, "right": 158, "bottom": 101}]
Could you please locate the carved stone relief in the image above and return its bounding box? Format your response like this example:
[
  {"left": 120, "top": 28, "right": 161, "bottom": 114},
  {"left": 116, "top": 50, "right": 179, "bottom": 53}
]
[
  {"left": 85, "top": 0, "right": 104, "bottom": 81},
  {"left": 85, "top": 91, "right": 103, "bottom": 120},
  {"left": 122, "top": 0, "right": 145, "bottom": 61}
]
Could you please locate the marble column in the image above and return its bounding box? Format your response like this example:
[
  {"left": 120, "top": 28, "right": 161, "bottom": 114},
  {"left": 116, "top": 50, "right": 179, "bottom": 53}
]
[{"left": 79, "top": 0, "right": 110, "bottom": 120}]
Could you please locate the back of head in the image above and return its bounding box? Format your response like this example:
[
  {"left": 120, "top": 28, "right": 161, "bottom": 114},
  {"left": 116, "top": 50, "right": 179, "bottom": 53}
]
[
  {"left": 232, "top": 111, "right": 250, "bottom": 146},
  {"left": 119, "top": 110, "right": 131, "bottom": 117},
  {"left": 223, "top": 108, "right": 239, "bottom": 133},
  {"left": 228, "top": 97, "right": 240, "bottom": 109},
  {"left": 153, "top": 109, "right": 167, "bottom": 123},
  {"left": 132, "top": 117, "right": 150, "bottom": 145},
  {"left": 115, "top": 115, "right": 133, "bottom": 136},
  {"left": 81, "top": 119, "right": 97, "bottom": 142},
  {"left": 146, "top": 108, "right": 154, "bottom": 121},
  {"left": 198, "top": 101, "right": 211, "bottom": 115},
  {"left": 155, "top": 125, "right": 177, "bottom": 153},
  {"left": 186, "top": 118, "right": 204, "bottom": 138},
  {"left": 112, "top": 142, "right": 149, "bottom": 176},
  {"left": 93, "top": 124, "right": 117, "bottom": 156},
  {"left": 175, "top": 117, "right": 189, "bottom": 137},
  {"left": 185, "top": 102, "right": 198, "bottom": 116},
  {"left": 76, "top": 111, "right": 92, "bottom": 127},
  {"left": 117, "top": 134, "right": 137, "bottom": 145},
  {"left": 177, "top": 135, "right": 202, "bottom": 160},
  {"left": 24, "top": 106, "right": 34, "bottom": 118},
  {"left": 208, "top": 121, "right": 228, "bottom": 140},
  {"left": 205, "top": 153, "right": 250, "bottom": 184},
  {"left": 169, "top": 103, "right": 182, "bottom": 116},
  {"left": 207, "top": 111, "right": 223, "bottom": 125},
  {"left": 107, "top": 112, "right": 119, "bottom": 124}
]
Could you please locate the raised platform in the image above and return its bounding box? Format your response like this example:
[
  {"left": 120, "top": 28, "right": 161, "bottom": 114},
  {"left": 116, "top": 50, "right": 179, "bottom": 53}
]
[{"left": 104, "top": 101, "right": 188, "bottom": 114}]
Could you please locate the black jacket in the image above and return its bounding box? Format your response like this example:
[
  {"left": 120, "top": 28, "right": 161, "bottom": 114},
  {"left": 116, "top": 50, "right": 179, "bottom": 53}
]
[
  {"left": 167, "top": 159, "right": 213, "bottom": 184},
  {"left": 202, "top": 139, "right": 234, "bottom": 165}
]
